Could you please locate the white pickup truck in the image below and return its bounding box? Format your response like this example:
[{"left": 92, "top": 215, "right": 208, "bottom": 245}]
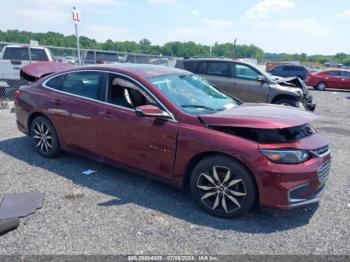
[{"left": 0, "top": 44, "right": 52, "bottom": 98}]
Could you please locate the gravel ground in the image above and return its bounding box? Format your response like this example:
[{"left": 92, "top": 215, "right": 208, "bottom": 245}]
[{"left": 0, "top": 90, "right": 349, "bottom": 255}]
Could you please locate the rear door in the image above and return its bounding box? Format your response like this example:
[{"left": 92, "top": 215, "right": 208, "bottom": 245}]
[
  {"left": 230, "top": 62, "right": 269, "bottom": 102},
  {"left": 200, "top": 61, "right": 236, "bottom": 96},
  {"left": 44, "top": 70, "right": 105, "bottom": 156}
]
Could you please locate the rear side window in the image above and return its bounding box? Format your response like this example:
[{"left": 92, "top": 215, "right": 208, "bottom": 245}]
[
  {"left": 271, "top": 66, "right": 282, "bottom": 72},
  {"left": 183, "top": 61, "right": 203, "bottom": 74},
  {"left": 96, "top": 52, "right": 117, "bottom": 62},
  {"left": 2, "top": 47, "right": 30, "bottom": 60},
  {"left": 30, "top": 48, "right": 49, "bottom": 61},
  {"left": 232, "top": 63, "right": 259, "bottom": 80},
  {"left": 283, "top": 66, "right": 302, "bottom": 71},
  {"left": 50, "top": 71, "right": 105, "bottom": 100},
  {"left": 204, "top": 62, "right": 229, "bottom": 77},
  {"left": 85, "top": 51, "right": 95, "bottom": 63},
  {"left": 45, "top": 75, "right": 64, "bottom": 89}
]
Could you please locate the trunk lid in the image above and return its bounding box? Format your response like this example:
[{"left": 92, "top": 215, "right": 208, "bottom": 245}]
[{"left": 20, "top": 61, "right": 75, "bottom": 82}]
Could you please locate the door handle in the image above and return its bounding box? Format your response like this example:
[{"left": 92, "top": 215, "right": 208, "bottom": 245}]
[
  {"left": 50, "top": 99, "right": 62, "bottom": 105},
  {"left": 99, "top": 110, "right": 114, "bottom": 119}
]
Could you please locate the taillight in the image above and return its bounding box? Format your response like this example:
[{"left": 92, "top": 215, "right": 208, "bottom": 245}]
[
  {"left": 305, "top": 72, "right": 311, "bottom": 82},
  {"left": 15, "top": 90, "right": 21, "bottom": 99}
]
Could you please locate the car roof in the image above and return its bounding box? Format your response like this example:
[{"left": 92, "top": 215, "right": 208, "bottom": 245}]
[
  {"left": 76, "top": 63, "right": 189, "bottom": 78},
  {"left": 179, "top": 57, "right": 235, "bottom": 63},
  {"left": 320, "top": 69, "right": 350, "bottom": 73}
]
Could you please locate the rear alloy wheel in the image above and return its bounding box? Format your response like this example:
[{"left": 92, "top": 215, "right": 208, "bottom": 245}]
[
  {"left": 30, "top": 116, "right": 60, "bottom": 158},
  {"left": 190, "top": 156, "right": 256, "bottom": 218},
  {"left": 274, "top": 98, "right": 298, "bottom": 107},
  {"left": 315, "top": 82, "right": 326, "bottom": 91}
]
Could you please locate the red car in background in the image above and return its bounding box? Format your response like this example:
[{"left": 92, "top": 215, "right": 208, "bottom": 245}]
[
  {"left": 306, "top": 69, "right": 350, "bottom": 90},
  {"left": 15, "top": 62, "right": 331, "bottom": 218}
]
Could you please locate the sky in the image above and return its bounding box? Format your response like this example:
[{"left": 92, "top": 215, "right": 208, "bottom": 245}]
[{"left": 0, "top": 0, "right": 350, "bottom": 55}]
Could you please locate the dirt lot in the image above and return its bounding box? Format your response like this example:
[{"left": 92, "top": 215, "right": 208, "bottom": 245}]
[{"left": 0, "top": 90, "right": 349, "bottom": 255}]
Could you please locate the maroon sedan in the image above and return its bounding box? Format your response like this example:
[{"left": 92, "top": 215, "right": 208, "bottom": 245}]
[
  {"left": 15, "top": 62, "right": 331, "bottom": 218},
  {"left": 306, "top": 69, "right": 350, "bottom": 90}
]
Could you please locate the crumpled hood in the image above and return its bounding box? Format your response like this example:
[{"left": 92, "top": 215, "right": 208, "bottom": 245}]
[{"left": 198, "top": 103, "right": 318, "bottom": 129}]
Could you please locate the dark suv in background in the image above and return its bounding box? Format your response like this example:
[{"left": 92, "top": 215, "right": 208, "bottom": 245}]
[
  {"left": 175, "top": 58, "right": 315, "bottom": 111},
  {"left": 267, "top": 64, "right": 310, "bottom": 80}
]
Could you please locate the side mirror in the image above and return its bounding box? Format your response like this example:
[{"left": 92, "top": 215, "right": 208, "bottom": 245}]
[
  {"left": 135, "top": 105, "right": 171, "bottom": 119},
  {"left": 257, "top": 75, "right": 265, "bottom": 82}
]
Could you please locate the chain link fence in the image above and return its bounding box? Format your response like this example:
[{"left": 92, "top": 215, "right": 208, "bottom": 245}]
[{"left": 0, "top": 42, "right": 176, "bottom": 104}]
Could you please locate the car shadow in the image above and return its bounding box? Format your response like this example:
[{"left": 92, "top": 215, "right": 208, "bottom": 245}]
[{"left": 0, "top": 136, "right": 319, "bottom": 233}]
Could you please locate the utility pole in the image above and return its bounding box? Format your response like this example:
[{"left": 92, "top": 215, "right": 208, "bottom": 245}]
[
  {"left": 233, "top": 38, "right": 237, "bottom": 58},
  {"left": 72, "top": 7, "right": 81, "bottom": 65}
]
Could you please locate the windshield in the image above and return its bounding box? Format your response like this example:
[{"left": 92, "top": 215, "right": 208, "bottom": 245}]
[{"left": 148, "top": 74, "right": 238, "bottom": 115}]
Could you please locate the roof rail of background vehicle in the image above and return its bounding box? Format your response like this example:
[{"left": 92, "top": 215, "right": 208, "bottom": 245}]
[{"left": 3, "top": 44, "right": 47, "bottom": 49}]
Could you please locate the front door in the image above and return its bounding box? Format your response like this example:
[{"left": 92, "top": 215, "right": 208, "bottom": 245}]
[
  {"left": 99, "top": 73, "right": 179, "bottom": 179},
  {"left": 340, "top": 71, "right": 350, "bottom": 89},
  {"left": 326, "top": 71, "right": 343, "bottom": 88},
  {"left": 230, "top": 63, "right": 270, "bottom": 103}
]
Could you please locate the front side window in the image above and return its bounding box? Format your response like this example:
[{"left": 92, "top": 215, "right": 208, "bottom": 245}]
[
  {"left": 341, "top": 71, "right": 350, "bottom": 78},
  {"left": 107, "top": 74, "right": 155, "bottom": 109},
  {"left": 271, "top": 66, "right": 282, "bottom": 72},
  {"left": 148, "top": 74, "right": 237, "bottom": 115},
  {"left": 59, "top": 71, "right": 104, "bottom": 100},
  {"left": 232, "top": 64, "right": 259, "bottom": 80},
  {"left": 205, "top": 62, "right": 229, "bottom": 77},
  {"left": 327, "top": 71, "right": 341, "bottom": 77}
]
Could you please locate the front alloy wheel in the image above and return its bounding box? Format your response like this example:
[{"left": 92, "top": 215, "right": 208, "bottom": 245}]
[
  {"left": 190, "top": 156, "right": 256, "bottom": 218},
  {"left": 197, "top": 166, "right": 247, "bottom": 214}
]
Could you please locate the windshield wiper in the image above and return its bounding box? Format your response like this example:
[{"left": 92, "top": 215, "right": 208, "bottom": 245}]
[{"left": 181, "top": 104, "right": 223, "bottom": 111}]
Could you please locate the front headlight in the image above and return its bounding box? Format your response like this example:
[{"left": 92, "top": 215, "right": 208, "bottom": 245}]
[{"left": 260, "top": 149, "right": 310, "bottom": 164}]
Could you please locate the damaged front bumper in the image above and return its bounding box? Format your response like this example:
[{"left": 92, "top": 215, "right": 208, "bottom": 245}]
[
  {"left": 275, "top": 77, "right": 316, "bottom": 111},
  {"left": 301, "top": 92, "right": 316, "bottom": 111}
]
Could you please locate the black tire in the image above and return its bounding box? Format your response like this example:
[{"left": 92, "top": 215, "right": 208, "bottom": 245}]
[
  {"left": 274, "top": 97, "right": 298, "bottom": 107},
  {"left": 190, "top": 155, "right": 256, "bottom": 218},
  {"left": 30, "top": 116, "right": 60, "bottom": 158},
  {"left": 315, "top": 82, "right": 327, "bottom": 91}
]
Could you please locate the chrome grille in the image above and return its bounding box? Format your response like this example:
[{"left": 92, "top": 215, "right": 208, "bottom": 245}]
[{"left": 318, "top": 160, "right": 331, "bottom": 183}]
